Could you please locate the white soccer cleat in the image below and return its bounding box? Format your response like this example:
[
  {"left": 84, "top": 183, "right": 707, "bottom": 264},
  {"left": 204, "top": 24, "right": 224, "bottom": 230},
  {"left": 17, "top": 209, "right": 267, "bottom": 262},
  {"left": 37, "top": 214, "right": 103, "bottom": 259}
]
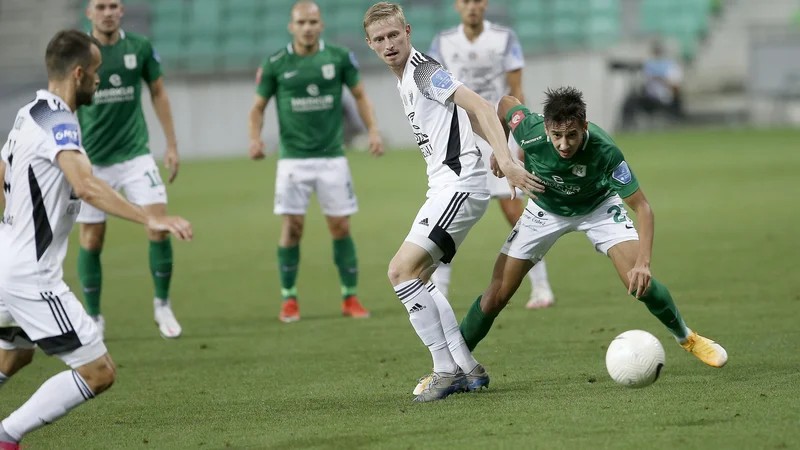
[
  {"left": 154, "top": 299, "right": 182, "bottom": 339},
  {"left": 526, "top": 285, "right": 555, "bottom": 309},
  {"left": 90, "top": 315, "right": 105, "bottom": 342}
]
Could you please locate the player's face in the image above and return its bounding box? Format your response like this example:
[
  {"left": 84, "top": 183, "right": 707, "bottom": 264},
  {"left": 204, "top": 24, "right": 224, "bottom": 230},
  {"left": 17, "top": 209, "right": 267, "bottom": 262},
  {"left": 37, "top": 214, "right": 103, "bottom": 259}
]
[
  {"left": 545, "top": 121, "right": 588, "bottom": 159},
  {"left": 289, "top": 6, "right": 324, "bottom": 48},
  {"left": 366, "top": 19, "right": 412, "bottom": 69},
  {"left": 455, "top": 0, "right": 488, "bottom": 26},
  {"left": 76, "top": 45, "right": 102, "bottom": 108},
  {"left": 87, "top": 0, "right": 123, "bottom": 35}
]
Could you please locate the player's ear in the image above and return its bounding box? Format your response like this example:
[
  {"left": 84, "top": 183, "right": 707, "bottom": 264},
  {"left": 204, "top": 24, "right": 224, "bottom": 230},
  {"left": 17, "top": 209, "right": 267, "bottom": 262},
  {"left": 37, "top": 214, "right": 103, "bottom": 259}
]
[
  {"left": 583, "top": 121, "right": 589, "bottom": 131},
  {"left": 406, "top": 23, "right": 411, "bottom": 39}
]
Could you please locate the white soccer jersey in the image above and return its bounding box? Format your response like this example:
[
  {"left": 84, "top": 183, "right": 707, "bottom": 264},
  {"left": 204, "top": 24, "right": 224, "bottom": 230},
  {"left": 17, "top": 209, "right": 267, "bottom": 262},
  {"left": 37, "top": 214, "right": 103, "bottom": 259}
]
[
  {"left": 397, "top": 48, "right": 487, "bottom": 197},
  {"left": 0, "top": 90, "right": 84, "bottom": 291},
  {"left": 428, "top": 21, "right": 524, "bottom": 106}
]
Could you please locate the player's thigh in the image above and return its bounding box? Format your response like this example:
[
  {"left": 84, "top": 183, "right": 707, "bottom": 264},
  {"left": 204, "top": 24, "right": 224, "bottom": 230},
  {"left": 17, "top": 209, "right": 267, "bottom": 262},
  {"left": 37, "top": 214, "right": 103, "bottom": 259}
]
[
  {"left": 274, "top": 158, "right": 315, "bottom": 216},
  {"left": 501, "top": 199, "right": 571, "bottom": 264},
  {"left": 404, "top": 189, "right": 491, "bottom": 266},
  {"left": 577, "top": 195, "right": 639, "bottom": 257},
  {"left": 316, "top": 157, "right": 358, "bottom": 217},
  {"left": 76, "top": 163, "right": 121, "bottom": 225},
  {"left": 119, "top": 154, "right": 168, "bottom": 207},
  {"left": 0, "top": 286, "right": 107, "bottom": 369}
]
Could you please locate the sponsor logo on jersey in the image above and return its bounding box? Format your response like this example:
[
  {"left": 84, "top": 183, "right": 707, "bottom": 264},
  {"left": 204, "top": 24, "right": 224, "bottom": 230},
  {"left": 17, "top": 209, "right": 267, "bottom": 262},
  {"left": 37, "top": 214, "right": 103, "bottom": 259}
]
[
  {"left": 1, "top": 214, "right": 13, "bottom": 225},
  {"left": 109, "top": 74, "right": 122, "bottom": 87},
  {"left": 520, "top": 136, "right": 542, "bottom": 145},
  {"left": 306, "top": 84, "right": 319, "bottom": 96},
  {"left": 53, "top": 123, "right": 80, "bottom": 146},
  {"left": 406, "top": 112, "right": 433, "bottom": 158},
  {"left": 552, "top": 175, "right": 564, "bottom": 184},
  {"left": 322, "top": 64, "right": 335, "bottom": 80},
  {"left": 291, "top": 83, "right": 335, "bottom": 112},
  {"left": 124, "top": 54, "right": 137, "bottom": 69},
  {"left": 612, "top": 161, "right": 632, "bottom": 184},
  {"left": 572, "top": 164, "right": 587, "bottom": 177},
  {"left": 92, "top": 86, "right": 135, "bottom": 104},
  {"left": 431, "top": 68, "right": 454, "bottom": 90}
]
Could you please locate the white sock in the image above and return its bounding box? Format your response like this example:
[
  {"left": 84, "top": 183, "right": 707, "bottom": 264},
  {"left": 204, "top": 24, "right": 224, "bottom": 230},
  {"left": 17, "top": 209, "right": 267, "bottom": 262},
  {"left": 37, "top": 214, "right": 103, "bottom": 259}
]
[
  {"left": 2, "top": 370, "right": 94, "bottom": 442},
  {"left": 426, "top": 282, "right": 479, "bottom": 373},
  {"left": 528, "top": 259, "right": 551, "bottom": 290},
  {"left": 394, "top": 279, "right": 458, "bottom": 374},
  {"left": 429, "top": 263, "right": 452, "bottom": 299},
  {"left": 0, "top": 371, "right": 7, "bottom": 390}
]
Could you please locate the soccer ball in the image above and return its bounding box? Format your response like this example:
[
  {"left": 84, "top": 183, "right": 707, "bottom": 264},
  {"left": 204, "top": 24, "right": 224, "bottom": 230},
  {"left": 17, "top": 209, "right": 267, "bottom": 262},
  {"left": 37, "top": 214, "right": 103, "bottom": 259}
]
[{"left": 605, "top": 330, "right": 665, "bottom": 388}]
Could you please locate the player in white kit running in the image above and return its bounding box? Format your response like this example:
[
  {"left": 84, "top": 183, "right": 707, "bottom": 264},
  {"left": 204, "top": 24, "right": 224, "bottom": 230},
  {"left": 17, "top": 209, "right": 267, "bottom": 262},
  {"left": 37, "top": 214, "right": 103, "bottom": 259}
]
[
  {"left": 0, "top": 30, "right": 192, "bottom": 448},
  {"left": 363, "top": 2, "right": 543, "bottom": 402},
  {"left": 427, "top": 0, "right": 556, "bottom": 309}
]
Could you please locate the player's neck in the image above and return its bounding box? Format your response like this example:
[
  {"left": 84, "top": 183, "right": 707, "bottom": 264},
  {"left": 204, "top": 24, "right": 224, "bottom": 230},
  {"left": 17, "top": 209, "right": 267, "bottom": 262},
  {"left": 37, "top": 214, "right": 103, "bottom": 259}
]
[
  {"left": 390, "top": 54, "right": 409, "bottom": 80},
  {"left": 293, "top": 40, "right": 319, "bottom": 56},
  {"left": 46, "top": 81, "right": 76, "bottom": 112},
  {"left": 462, "top": 21, "right": 485, "bottom": 42},
  {"left": 92, "top": 28, "right": 120, "bottom": 46}
]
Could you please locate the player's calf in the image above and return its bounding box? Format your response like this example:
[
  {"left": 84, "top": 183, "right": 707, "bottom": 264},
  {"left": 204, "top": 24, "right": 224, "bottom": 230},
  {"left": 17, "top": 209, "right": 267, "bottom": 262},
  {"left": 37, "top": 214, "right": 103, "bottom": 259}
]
[{"left": 0, "top": 348, "right": 35, "bottom": 380}]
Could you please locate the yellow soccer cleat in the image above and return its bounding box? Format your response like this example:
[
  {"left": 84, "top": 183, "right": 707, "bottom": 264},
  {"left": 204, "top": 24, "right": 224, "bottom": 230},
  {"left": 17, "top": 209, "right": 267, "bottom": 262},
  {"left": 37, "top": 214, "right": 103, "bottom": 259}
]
[{"left": 680, "top": 331, "right": 728, "bottom": 368}]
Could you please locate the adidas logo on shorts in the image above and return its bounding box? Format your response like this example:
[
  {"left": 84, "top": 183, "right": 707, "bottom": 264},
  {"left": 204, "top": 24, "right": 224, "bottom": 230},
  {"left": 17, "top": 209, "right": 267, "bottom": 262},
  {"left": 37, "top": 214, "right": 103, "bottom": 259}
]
[
  {"left": 418, "top": 218, "right": 429, "bottom": 226},
  {"left": 409, "top": 303, "right": 426, "bottom": 313}
]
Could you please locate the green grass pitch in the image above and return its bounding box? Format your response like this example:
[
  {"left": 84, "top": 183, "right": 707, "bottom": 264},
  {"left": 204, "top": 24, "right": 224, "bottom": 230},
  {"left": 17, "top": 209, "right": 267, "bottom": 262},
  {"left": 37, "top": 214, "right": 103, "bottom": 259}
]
[{"left": 2, "top": 128, "right": 799, "bottom": 449}]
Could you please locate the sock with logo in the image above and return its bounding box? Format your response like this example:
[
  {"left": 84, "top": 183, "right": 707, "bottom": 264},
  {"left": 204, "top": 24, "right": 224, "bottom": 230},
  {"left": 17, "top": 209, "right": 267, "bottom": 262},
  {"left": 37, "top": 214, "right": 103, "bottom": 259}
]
[
  {"left": 77, "top": 247, "right": 102, "bottom": 316},
  {"left": 333, "top": 236, "right": 358, "bottom": 299},
  {"left": 1, "top": 370, "right": 95, "bottom": 444},
  {"left": 394, "top": 279, "right": 458, "bottom": 374},
  {"left": 149, "top": 238, "right": 173, "bottom": 301},
  {"left": 278, "top": 245, "right": 300, "bottom": 301},
  {"left": 459, "top": 296, "right": 498, "bottom": 351},
  {"left": 429, "top": 263, "right": 452, "bottom": 299},
  {"left": 635, "top": 278, "right": 690, "bottom": 340},
  {"left": 426, "top": 282, "right": 478, "bottom": 373}
]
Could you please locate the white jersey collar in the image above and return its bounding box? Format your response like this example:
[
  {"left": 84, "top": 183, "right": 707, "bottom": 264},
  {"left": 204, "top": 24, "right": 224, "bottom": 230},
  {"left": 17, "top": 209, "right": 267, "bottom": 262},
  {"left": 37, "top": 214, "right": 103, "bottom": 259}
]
[{"left": 36, "top": 90, "right": 73, "bottom": 112}]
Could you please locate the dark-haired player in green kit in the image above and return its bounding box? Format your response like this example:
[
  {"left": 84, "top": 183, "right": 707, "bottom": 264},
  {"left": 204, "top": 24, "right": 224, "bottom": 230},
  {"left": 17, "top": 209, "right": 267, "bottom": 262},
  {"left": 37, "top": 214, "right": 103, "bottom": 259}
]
[
  {"left": 458, "top": 87, "right": 728, "bottom": 371},
  {"left": 76, "top": 0, "right": 182, "bottom": 340},
  {"left": 249, "top": 1, "right": 384, "bottom": 323}
]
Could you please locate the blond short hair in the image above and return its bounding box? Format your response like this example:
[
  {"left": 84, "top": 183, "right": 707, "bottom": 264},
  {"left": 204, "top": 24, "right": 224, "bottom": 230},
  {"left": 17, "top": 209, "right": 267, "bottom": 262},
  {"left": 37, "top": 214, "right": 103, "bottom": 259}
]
[{"left": 363, "top": 2, "right": 406, "bottom": 37}]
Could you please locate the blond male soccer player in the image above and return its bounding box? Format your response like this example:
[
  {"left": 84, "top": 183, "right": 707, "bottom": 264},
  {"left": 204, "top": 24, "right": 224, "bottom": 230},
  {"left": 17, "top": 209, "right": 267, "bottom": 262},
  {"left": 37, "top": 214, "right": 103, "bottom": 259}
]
[{"left": 363, "top": 2, "right": 544, "bottom": 402}]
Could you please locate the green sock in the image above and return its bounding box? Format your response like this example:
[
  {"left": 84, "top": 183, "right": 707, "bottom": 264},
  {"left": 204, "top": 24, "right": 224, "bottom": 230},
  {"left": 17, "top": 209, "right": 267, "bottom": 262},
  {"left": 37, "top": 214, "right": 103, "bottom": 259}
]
[
  {"left": 459, "top": 296, "right": 498, "bottom": 351},
  {"left": 149, "top": 238, "right": 173, "bottom": 301},
  {"left": 333, "top": 236, "right": 358, "bottom": 299},
  {"left": 278, "top": 245, "right": 300, "bottom": 301},
  {"left": 77, "top": 247, "right": 102, "bottom": 316},
  {"left": 636, "top": 278, "right": 690, "bottom": 340}
]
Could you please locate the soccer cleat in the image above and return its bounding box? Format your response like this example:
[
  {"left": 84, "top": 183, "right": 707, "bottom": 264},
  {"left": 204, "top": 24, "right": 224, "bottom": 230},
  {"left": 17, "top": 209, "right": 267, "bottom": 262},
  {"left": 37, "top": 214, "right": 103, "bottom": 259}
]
[
  {"left": 342, "top": 296, "right": 370, "bottom": 318},
  {"left": 413, "top": 373, "right": 434, "bottom": 396},
  {"left": 526, "top": 285, "right": 555, "bottom": 309},
  {"left": 412, "top": 369, "right": 468, "bottom": 402},
  {"left": 680, "top": 331, "right": 728, "bottom": 368},
  {"left": 279, "top": 298, "right": 300, "bottom": 323},
  {"left": 413, "top": 364, "right": 490, "bottom": 395},
  {"left": 90, "top": 314, "right": 106, "bottom": 341},
  {"left": 154, "top": 299, "right": 182, "bottom": 339}
]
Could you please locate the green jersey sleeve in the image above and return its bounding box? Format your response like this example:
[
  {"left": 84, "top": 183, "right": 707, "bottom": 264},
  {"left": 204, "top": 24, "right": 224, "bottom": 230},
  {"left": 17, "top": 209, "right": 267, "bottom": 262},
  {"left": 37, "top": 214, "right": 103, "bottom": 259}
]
[
  {"left": 142, "top": 41, "right": 163, "bottom": 84},
  {"left": 255, "top": 58, "right": 277, "bottom": 99},
  {"left": 342, "top": 49, "right": 361, "bottom": 88},
  {"left": 605, "top": 145, "right": 639, "bottom": 198},
  {"left": 505, "top": 103, "right": 541, "bottom": 147}
]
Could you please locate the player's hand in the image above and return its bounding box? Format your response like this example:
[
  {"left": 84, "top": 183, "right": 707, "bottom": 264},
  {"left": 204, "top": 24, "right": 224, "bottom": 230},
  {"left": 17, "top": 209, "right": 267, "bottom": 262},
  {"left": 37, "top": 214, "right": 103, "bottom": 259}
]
[
  {"left": 368, "top": 129, "right": 384, "bottom": 157},
  {"left": 627, "top": 263, "right": 652, "bottom": 299},
  {"left": 489, "top": 153, "right": 503, "bottom": 178},
  {"left": 164, "top": 146, "right": 180, "bottom": 184},
  {"left": 500, "top": 159, "right": 545, "bottom": 200},
  {"left": 146, "top": 216, "right": 193, "bottom": 242},
  {"left": 249, "top": 139, "right": 266, "bottom": 160}
]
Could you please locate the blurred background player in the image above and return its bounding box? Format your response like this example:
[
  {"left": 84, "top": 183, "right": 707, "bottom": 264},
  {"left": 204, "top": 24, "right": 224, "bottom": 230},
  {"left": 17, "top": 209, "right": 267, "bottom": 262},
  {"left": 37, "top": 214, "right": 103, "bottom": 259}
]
[
  {"left": 427, "top": 0, "right": 556, "bottom": 309},
  {"left": 76, "top": 0, "right": 182, "bottom": 340},
  {"left": 249, "top": 1, "right": 384, "bottom": 323}
]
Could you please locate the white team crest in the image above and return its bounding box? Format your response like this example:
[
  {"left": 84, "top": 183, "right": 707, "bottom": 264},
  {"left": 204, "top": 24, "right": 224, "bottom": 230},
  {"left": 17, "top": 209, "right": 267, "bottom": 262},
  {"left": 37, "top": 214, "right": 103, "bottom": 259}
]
[
  {"left": 321, "top": 63, "right": 335, "bottom": 80},
  {"left": 124, "top": 54, "right": 137, "bottom": 69},
  {"left": 572, "top": 164, "right": 587, "bottom": 177}
]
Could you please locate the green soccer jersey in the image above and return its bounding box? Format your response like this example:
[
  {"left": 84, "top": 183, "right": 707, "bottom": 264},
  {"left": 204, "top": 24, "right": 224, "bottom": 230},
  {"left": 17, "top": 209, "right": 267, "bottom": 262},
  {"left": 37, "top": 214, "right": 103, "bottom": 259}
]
[
  {"left": 256, "top": 40, "right": 360, "bottom": 159},
  {"left": 77, "top": 30, "right": 162, "bottom": 167},
  {"left": 506, "top": 104, "right": 640, "bottom": 217}
]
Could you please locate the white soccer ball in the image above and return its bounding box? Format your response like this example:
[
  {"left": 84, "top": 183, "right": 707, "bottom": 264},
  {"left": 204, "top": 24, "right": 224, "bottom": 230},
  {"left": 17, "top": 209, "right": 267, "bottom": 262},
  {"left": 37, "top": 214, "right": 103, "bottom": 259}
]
[{"left": 605, "top": 330, "right": 665, "bottom": 388}]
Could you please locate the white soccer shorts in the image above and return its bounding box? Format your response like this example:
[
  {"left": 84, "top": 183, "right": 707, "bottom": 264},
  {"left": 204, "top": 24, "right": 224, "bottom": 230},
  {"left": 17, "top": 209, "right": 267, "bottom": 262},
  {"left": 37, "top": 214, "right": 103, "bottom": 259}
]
[
  {"left": 273, "top": 156, "right": 358, "bottom": 217},
  {"left": 77, "top": 154, "right": 168, "bottom": 224},
  {"left": 477, "top": 136, "right": 524, "bottom": 199},
  {"left": 404, "top": 187, "right": 491, "bottom": 264},
  {"left": 0, "top": 286, "right": 107, "bottom": 368},
  {"left": 502, "top": 195, "right": 640, "bottom": 262}
]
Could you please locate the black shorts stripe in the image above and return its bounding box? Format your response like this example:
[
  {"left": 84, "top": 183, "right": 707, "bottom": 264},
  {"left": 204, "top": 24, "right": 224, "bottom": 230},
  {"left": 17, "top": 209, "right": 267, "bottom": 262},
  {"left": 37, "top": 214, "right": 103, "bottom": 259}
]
[
  {"left": 28, "top": 165, "right": 53, "bottom": 261},
  {"left": 441, "top": 193, "right": 470, "bottom": 230},
  {"left": 35, "top": 330, "right": 82, "bottom": 355},
  {"left": 41, "top": 293, "right": 67, "bottom": 334},
  {"left": 51, "top": 294, "right": 75, "bottom": 333},
  {"left": 443, "top": 108, "right": 462, "bottom": 175},
  {"left": 428, "top": 226, "right": 457, "bottom": 264},
  {"left": 0, "top": 326, "right": 32, "bottom": 345}
]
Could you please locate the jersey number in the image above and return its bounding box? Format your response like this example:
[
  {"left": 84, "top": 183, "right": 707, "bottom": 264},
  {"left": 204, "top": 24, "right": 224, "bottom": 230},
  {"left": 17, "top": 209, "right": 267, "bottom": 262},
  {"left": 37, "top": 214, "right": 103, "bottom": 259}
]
[
  {"left": 144, "top": 169, "right": 164, "bottom": 188},
  {"left": 607, "top": 204, "right": 626, "bottom": 223}
]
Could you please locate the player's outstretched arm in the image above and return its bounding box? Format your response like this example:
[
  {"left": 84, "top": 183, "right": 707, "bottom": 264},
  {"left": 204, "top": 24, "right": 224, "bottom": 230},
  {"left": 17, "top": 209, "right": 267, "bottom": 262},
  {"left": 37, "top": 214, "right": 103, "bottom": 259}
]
[
  {"left": 248, "top": 94, "right": 269, "bottom": 160},
  {"left": 622, "top": 188, "right": 654, "bottom": 297},
  {"left": 348, "top": 82, "right": 384, "bottom": 157},
  {"left": 452, "top": 86, "right": 543, "bottom": 197},
  {"left": 149, "top": 78, "right": 180, "bottom": 183},
  {"left": 57, "top": 150, "right": 193, "bottom": 241}
]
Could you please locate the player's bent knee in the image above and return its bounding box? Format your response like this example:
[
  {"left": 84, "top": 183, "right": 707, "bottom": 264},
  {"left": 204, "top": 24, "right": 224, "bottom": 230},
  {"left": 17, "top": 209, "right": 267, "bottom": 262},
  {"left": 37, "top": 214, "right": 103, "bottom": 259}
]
[
  {"left": 79, "top": 223, "right": 106, "bottom": 251},
  {"left": 326, "top": 216, "right": 350, "bottom": 239},
  {"left": 76, "top": 354, "right": 116, "bottom": 395}
]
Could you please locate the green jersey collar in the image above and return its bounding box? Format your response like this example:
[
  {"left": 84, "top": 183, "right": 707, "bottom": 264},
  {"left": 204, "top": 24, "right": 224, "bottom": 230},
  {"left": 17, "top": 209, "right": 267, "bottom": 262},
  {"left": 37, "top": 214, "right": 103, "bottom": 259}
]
[{"left": 287, "top": 39, "right": 325, "bottom": 55}]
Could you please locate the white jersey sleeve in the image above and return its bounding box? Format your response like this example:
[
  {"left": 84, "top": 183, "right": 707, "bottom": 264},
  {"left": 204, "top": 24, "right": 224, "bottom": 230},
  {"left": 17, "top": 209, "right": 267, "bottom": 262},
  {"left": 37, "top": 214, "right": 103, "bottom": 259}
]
[
  {"left": 29, "top": 100, "right": 83, "bottom": 163},
  {"left": 427, "top": 34, "right": 443, "bottom": 65},
  {"left": 504, "top": 30, "right": 525, "bottom": 72},
  {"left": 412, "top": 57, "right": 462, "bottom": 106}
]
